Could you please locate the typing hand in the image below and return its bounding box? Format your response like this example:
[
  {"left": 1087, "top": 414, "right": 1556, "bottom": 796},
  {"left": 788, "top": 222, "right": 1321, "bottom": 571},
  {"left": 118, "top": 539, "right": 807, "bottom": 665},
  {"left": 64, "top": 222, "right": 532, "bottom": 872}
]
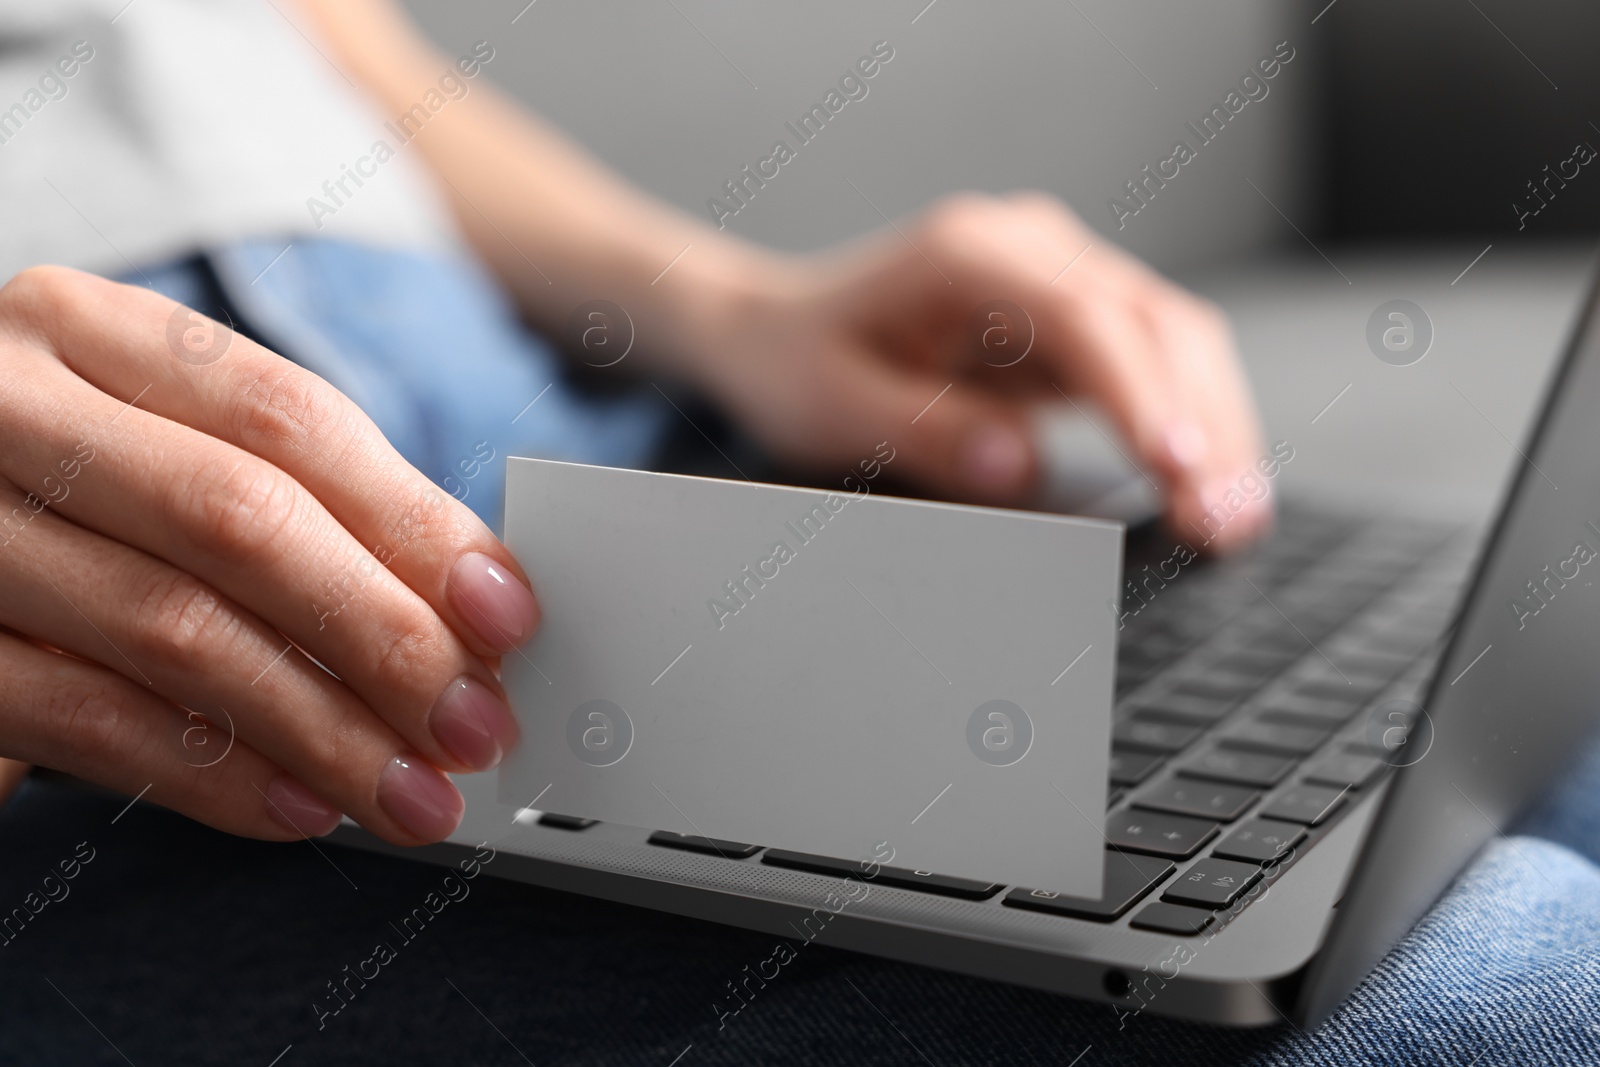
[
  {"left": 0, "top": 267, "right": 539, "bottom": 844},
  {"left": 691, "top": 194, "right": 1273, "bottom": 550}
]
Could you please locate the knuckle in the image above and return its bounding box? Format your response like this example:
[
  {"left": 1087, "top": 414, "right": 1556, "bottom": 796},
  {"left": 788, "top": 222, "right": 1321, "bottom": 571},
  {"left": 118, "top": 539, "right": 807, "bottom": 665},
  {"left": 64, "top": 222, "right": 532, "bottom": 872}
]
[
  {"left": 179, "top": 457, "right": 301, "bottom": 561},
  {"left": 233, "top": 361, "right": 355, "bottom": 459},
  {"left": 130, "top": 571, "right": 241, "bottom": 671},
  {"left": 1, "top": 264, "right": 85, "bottom": 308},
  {"left": 48, "top": 678, "right": 135, "bottom": 765},
  {"left": 300, "top": 709, "right": 373, "bottom": 780},
  {"left": 0, "top": 265, "right": 95, "bottom": 337},
  {"left": 923, "top": 193, "right": 999, "bottom": 243},
  {"left": 374, "top": 488, "right": 454, "bottom": 561},
  {"left": 1167, "top": 294, "right": 1234, "bottom": 347},
  {"left": 368, "top": 608, "right": 445, "bottom": 699},
  {"left": 1009, "top": 189, "right": 1078, "bottom": 226}
]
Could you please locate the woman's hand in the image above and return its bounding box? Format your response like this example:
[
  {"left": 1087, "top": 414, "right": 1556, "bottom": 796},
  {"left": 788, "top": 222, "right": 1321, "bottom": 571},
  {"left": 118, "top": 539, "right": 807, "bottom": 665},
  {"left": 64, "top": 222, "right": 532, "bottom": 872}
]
[
  {"left": 0, "top": 267, "right": 539, "bottom": 844},
  {"left": 293, "top": 5, "right": 1269, "bottom": 551},
  {"left": 687, "top": 194, "right": 1272, "bottom": 551}
]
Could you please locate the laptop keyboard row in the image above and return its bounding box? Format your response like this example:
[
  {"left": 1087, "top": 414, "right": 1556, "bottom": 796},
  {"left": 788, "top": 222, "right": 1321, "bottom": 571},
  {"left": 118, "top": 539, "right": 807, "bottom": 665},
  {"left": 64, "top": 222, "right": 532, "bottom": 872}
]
[{"left": 530, "top": 509, "right": 1473, "bottom": 939}]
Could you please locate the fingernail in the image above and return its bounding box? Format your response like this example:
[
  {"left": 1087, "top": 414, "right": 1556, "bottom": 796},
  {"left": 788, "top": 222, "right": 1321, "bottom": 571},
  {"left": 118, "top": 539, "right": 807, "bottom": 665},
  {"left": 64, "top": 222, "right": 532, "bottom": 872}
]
[
  {"left": 449, "top": 552, "right": 539, "bottom": 652},
  {"left": 265, "top": 775, "right": 343, "bottom": 838},
  {"left": 963, "top": 425, "right": 1029, "bottom": 490},
  {"left": 1203, "top": 478, "right": 1235, "bottom": 511},
  {"left": 430, "top": 675, "right": 518, "bottom": 771},
  {"left": 378, "top": 755, "right": 464, "bottom": 841},
  {"left": 1185, "top": 480, "right": 1232, "bottom": 547},
  {"left": 1163, "top": 420, "right": 1209, "bottom": 470}
]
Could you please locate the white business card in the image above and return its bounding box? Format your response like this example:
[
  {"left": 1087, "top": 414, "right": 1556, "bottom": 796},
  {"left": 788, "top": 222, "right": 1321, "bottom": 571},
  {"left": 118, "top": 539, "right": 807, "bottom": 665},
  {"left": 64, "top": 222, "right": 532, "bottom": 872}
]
[{"left": 499, "top": 457, "right": 1120, "bottom": 895}]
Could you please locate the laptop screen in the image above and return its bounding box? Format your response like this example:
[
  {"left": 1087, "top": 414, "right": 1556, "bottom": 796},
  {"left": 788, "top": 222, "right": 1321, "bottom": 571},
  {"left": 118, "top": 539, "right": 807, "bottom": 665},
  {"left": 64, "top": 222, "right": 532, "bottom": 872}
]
[{"left": 1297, "top": 251, "right": 1600, "bottom": 1023}]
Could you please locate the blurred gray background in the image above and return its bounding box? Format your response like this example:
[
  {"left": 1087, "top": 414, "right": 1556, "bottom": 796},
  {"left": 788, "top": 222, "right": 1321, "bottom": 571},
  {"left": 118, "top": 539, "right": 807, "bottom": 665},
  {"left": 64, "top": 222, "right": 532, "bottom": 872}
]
[
  {"left": 402, "top": 0, "right": 1313, "bottom": 270},
  {"left": 402, "top": 0, "right": 1600, "bottom": 269}
]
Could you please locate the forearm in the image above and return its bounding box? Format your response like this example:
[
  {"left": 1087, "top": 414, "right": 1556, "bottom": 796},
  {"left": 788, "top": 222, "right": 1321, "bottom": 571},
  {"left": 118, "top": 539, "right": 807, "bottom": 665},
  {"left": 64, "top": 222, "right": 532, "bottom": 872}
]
[{"left": 294, "top": 0, "right": 785, "bottom": 377}]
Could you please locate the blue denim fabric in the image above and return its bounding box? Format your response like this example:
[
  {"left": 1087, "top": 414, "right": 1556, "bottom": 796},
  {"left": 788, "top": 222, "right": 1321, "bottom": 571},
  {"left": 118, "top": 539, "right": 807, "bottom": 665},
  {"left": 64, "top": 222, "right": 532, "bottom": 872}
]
[
  {"left": 132, "top": 238, "right": 671, "bottom": 533},
  {"left": 1, "top": 744, "right": 1595, "bottom": 1066},
  {"left": 1, "top": 239, "right": 1580, "bottom": 1064}
]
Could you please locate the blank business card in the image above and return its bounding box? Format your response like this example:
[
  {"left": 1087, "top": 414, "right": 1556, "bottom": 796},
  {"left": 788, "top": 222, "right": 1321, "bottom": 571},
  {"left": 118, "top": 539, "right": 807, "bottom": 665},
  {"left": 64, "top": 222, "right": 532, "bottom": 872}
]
[{"left": 499, "top": 457, "right": 1119, "bottom": 896}]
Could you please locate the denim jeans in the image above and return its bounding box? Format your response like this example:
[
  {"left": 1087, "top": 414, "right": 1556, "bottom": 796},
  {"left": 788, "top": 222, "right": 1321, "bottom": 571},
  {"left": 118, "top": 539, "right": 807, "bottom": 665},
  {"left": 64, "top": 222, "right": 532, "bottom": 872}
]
[{"left": 2, "top": 239, "right": 1593, "bottom": 1065}]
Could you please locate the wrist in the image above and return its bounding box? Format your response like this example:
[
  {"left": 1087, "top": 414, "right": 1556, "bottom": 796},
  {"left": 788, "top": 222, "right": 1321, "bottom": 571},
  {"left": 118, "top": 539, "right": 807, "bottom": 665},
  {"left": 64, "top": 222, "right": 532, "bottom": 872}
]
[{"left": 645, "top": 236, "right": 807, "bottom": 388}]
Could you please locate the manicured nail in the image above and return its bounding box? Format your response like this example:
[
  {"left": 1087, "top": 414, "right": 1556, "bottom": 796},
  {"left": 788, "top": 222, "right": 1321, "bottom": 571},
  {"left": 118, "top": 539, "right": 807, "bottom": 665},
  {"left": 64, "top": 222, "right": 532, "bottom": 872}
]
[
  {"left": 963, "top": 425, "right": 1029, "bottom": 490},
  {"left": 265, "top": 775, "right": 342, "bottom": 838},
  {"left": 449, "top": 552, "right": 539, "bottom": 652},
  {"left": 378, "top": 755, "right": 464, "bottom": 841},
  {"left": 430, "top": 675, "right": 519, "bottom": 772},
  {"left": 1163, "top": 420, "right": 1209, "bottom": 470},
  {"left": 1202, "top": 478, "right": 1236, "bottom": 511}
]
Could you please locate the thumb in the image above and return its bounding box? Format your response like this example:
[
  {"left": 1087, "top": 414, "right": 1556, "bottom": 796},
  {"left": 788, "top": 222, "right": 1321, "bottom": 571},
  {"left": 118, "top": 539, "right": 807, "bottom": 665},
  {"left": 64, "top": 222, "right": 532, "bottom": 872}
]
[{"left": 849, "top": 364, "right": 1039, "bottom": 503}]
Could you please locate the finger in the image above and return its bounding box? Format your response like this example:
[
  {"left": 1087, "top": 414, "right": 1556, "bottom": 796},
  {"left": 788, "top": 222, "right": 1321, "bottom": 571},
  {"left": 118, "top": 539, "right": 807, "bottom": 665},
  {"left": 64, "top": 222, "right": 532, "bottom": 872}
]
[
  {"left": 0, "top": 480, "right": 464, "bottom": 845},
  {"left": 0, "top": 356, "right": 515, "bottom": 788},
  {"left": 0, "top": 757, "right": 28, "bottom": 808},
  {"left": 831, "top": 350, "right": 1041, "bottom": 502},
  {"left": 0, "top": 629, "right": 342, "bottom": 841},
  {"left": 879, "top": 203, "right": 1191, "bottom": 504},
  {"left": 1139, "top": 292, "right": 1273, "bottom": 551},
  {"left": 0, "top": 267, "right": 538, "bottom": 657},
  {"left": 968, "top": 258, "right": 1255, "bottom": 546},
  {"left": 990, "top": 206, "right": 1272, "bottom": 549}
]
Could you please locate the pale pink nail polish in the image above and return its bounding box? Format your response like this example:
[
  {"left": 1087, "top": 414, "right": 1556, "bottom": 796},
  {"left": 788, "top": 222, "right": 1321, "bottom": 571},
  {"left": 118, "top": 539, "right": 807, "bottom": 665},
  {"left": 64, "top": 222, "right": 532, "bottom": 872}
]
[
  {"left": 265, "top": 776, "right": 342, "bottom": 838},
  {"left": 449, "top": 552, "right": 539, "bottom": 652},
  {"left": 430, "top": 675, "right": 519, "bottom": 771},
  {"left": 1163, "top": 420, "right": 1209, "bottom": 469},
  {"left": 378, "top": 755, "right": 464, "bottom": 841}
]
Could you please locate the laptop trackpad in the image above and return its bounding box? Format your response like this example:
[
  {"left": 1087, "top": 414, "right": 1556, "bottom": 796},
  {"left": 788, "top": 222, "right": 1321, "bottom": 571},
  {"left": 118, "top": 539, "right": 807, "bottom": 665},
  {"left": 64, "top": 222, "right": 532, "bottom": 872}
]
[{"left": 498, "top": 457, "right": 1120, "bottom": 897}]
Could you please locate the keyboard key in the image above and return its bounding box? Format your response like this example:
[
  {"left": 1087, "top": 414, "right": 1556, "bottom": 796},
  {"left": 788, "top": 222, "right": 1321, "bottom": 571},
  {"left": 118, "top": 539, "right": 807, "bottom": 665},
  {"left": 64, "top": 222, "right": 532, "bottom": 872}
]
[
  {"left": 1005, "top": 852, "right": 1174, "bottom": 921},
  {"left": 1260, "top": 784, "right": 1348, "bottom": 826},
  {"left": 1129, "top": 901, "right": 1216, "bottom": 936},
  {"left": 1107, "top": 788, "right": 1125, "bottom": 810},
  {"left": 1304, "top": 752, "right": 1387, "bottom": 790},
  {"left": 1290, "top": 678, "right": 1375, "bottom": 703},
  {"left": 647, "top": 831, "right": 762, "bottom": 859},
  {"left": 537, "top": 812, "right": 597, "bottom": 830},
  {"left": 760, "top": 849, "right": 873, "bottom": 879},
  {"left": 1222, "top": 720, "right": 1329, "bottom": 755},
  {"left": 761, "top": 849, "right": 1003, "bottom": 900},
  {"left": 1223, "top": 628, "right": 1309, "bottom": 654},
  {"left": 1211, "top": 648, "right": 1295, "bottom": 677},
  {"left": 1135, "top": 691, "right": 1237, "bottom": 723},
  {"left": 1336, "top": 645, "right": 1419, "bottom": 670},
  {"left": 1176, "top": 748, "right": 1295, "bottom": 788},
  {"left": 1162, "top": 857, "right": 1263, "bottom": 909},
  {"left": 1109, "top": 748, "right": 1165, "bottom": 787},
  {"left": 1212, "top": 819, "right": 1307, "bottom": 864},
  {"left": 1116, "top": 666, "right": 1158, "bottom": 693},
  {"left": 1327, "top": 653, "right": 1410, "bottom": 684},
  {"left": 1259, "top": 702, "right": 1355, "bottom": 729},
  {"left": 1270, "top": 689, "right": 1365, "bottom": 715},
  {"left": 1133, "top": 780, "right": 1259, "bottom": 822},
  {"left": 1114, "top": 717, "right": 1204, "bottom": 753},
  {"left": 1165, "top": 675, "right": 1257, "bottom": 703},
  {"left": 869, "top": 867, "right": 1005, "bottom": 900},
  {"left": 1105, "top": 809, "right": 1219, "bottom": 858}
]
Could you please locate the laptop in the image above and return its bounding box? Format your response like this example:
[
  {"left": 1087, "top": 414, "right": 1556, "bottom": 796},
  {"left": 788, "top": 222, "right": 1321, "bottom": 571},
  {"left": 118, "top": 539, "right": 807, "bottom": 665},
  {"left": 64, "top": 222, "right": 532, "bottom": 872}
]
[{"left": 338, "top": 260, "right": 1600, "bottom": 1028}]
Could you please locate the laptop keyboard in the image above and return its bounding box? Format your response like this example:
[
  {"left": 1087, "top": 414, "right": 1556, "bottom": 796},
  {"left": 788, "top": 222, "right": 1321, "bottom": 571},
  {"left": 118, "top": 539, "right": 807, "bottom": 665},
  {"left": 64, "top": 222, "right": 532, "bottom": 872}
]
[{"left": 530, "top": 506, "right": 1476, "bottom": 938}]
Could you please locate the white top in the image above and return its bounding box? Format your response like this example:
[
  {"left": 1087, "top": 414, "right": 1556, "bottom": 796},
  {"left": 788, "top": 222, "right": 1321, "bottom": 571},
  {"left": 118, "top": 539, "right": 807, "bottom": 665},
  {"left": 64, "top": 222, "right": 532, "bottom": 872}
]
[{"left": 0, "top": 0, "right": 458, "bottom": 282}]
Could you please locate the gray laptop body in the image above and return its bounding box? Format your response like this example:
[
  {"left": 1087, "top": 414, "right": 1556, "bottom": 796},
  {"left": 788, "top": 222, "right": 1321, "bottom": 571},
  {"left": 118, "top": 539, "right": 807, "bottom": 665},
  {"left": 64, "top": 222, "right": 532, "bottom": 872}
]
[{"left": 339, "top": 259, "right": 1600, "bottom": 1028}]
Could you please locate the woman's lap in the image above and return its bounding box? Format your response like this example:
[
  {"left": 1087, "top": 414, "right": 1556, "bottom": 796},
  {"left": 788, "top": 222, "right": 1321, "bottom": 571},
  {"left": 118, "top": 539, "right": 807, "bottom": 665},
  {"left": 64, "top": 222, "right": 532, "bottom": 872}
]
[{"left": 1, "top": 763, "right": 1597, "bottom": 1066}]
